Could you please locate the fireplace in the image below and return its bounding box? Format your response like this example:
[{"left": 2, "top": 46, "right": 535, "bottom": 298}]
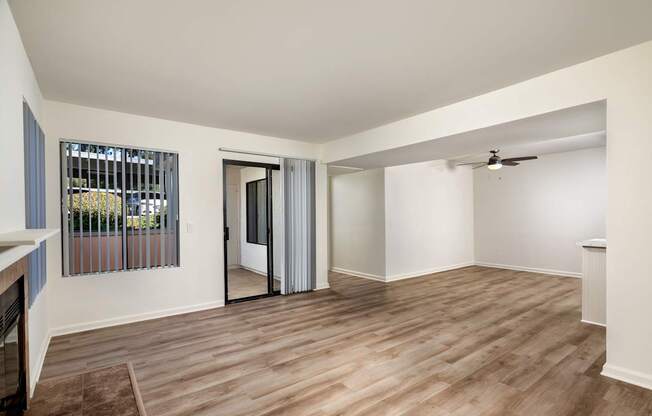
[
  {"left": 0, "top": 280, "right": 25, "bottom": 414},
  {"left": 0, "top": 259, "right": 28, "bottom": 416}
]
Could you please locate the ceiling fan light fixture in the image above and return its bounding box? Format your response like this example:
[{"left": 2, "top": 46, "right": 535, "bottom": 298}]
[
  {"left": 456, "top": 149, "right": 537, "bottom": 170},
  {"left": 487, "top": 153, "right": 502, "bottom": 170}
]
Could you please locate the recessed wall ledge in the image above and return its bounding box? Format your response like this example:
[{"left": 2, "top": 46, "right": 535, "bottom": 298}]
[
  {"left": 0, "top": 229, "right": 60, "bottom": 271},
  {"left": 578, "top": 238, "right": 607, "bottom": 248}
]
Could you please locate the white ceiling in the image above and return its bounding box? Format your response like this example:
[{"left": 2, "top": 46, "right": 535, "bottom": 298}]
[
  {"left": 331, "top": 101, "right": 606, "bottom": 169},
  {"left": 452, "top": 131, "right": 605, "bottom": 164},
  {"left": 10, "top": 1, "right": 652, "bottom": 142}
]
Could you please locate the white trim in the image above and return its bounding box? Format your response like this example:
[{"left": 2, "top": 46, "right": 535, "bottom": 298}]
[
  {"left": 332, "top": 262, "right": 578, "bottom": 284},
  {"left": 329, "top": 165, "right": 364, "bottom": 171},
  {"left": 329, "top": 267, "right": 386, "bottom": 282},
  {"left": 386, "top": 262, "right": 475, "bottom": 282},
  {"left": 30, "top": 332, "right": 52, "bottom": 397},
  {"left": 330, "top": 263, "right": 476, "bottom": 283},
  {"left": 602, "top": 363, "right": 652, "bottom": 391},
  {"left": 581, "top": 319, "right": 606, "bottom": 328},
  {"left": 474, "top": 261, "right": 581, "bottom": 278},
  {"left": 218, "top": 147, "right": 318, "bottom": 162},
  {"left": 237, "top": 265, "right": 283, "bottom": 280},
  {"left": 239, "top": 265, "right": 267, "bottom": 276},
  {"left": 50, "top": 300, "right": 225, "bottom": 337},
  {"left": 314, "top": 282, "right": 331, "bottom": 290}
]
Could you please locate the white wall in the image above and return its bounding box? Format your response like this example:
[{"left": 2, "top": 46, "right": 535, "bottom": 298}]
[
  {"left": 330, "top": 169, "right": 386, "bottom": 279},
  {"left": 385, "top": 161, "right": 474, "bottom": 280},
  {"left": 42, "top": 100, "right": 325, "bottom": 335},
  {"left": 330, "top": 161, "right": 474, "bottom": 281},
  {"left": 0, "top": 0, "right": 41, "bottom": 233},
  {"left": 330, "top": 150, "right": 601, "bottom": 281},
  {"left": 0, "top": 0, "right": 50, "bottom": 394},
  {"left": 323, "top": 41, "right": 652, "bottom": 389},
  {"left": 474, "top": 147, "right": 606, "bottom": 276}
]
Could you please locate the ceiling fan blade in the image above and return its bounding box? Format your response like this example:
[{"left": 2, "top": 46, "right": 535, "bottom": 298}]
[
  {"left": 501, "top": 156, "right": 538, "bottom": 162},
  {"left": 502, "top": 160, "right": 519, "bottom": 166},
  {"left": 472, "top": 163, "right": 488, "bottom": 169},
  {"left": 456, "top": 161, "right": 484, "bottom": 166}
]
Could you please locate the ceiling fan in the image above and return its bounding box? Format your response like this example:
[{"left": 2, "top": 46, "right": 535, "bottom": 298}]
[{"left": 457, "top": 150, "right": 538, "bottom": 170}]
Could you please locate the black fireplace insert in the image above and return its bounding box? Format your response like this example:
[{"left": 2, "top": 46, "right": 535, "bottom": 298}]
[{"left": 0, "top": 279, "right": 26, "bottom": 415}]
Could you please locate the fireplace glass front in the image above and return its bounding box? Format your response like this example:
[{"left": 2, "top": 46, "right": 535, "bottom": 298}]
[{"left": 0, "top": 281, "right": 25, "bottom": 415}]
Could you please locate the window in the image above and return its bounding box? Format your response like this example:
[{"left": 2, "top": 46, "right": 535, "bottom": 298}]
[
  {"left": 23, "top": 102, "right": 46, "bottom": 305},
  {"left": 246, "top": 178, "right": 267, "bottom": 245},
  {"left": 60, "top": 142, "right": 179, "bottom": 276}
]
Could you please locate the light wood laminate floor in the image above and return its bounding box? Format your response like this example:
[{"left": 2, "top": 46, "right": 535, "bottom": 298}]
[
  {"left": 227, "top": 267, "right": 280, "bottom": 300},
  {"left": 38, "top": 267, "right": 652, "bottom": 415}
]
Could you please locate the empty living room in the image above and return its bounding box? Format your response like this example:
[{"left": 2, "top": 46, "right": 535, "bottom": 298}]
[{"left": 2, "top": 1, "right": 652, "bottom": 415}]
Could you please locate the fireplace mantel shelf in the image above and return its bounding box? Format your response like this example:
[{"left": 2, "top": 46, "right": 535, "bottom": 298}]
[
  {"left": 0, "top": 228, "right": 60, "bottom": 247},
  {"left": 0, "top": 229, "right": 60, "bottom": 272}
]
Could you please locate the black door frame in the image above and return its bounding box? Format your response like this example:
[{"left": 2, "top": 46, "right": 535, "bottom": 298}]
[{"left": 223, "top": 159, "right": 281, "bottom": 304}]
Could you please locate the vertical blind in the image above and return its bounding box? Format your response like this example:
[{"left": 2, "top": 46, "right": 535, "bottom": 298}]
[
  {"left": 282, "top": 158, "right": 316, "bottom": 294},
  {"left": 60, "top": 142, "right": 179, "bottom": 276},
  {"left": 23, "top": 102, "right": 47, "bottom": 306}
]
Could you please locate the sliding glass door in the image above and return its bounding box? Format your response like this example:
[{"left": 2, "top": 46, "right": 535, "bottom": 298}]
[{"left": 223, "top": 160, "right": 280, "bottom": 303}]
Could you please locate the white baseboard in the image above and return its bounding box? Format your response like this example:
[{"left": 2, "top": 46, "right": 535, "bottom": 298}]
[
  {"left": 386, "top": 262, "right": 475, "bottom": 282},
  {"left": 330, "top": 267, "right": 386, "bottom": 282},
  {"left": 602, "top": 363, "right": 652, "bottom": 391},
  {"left": 330, "top": 263, "right": 475, "bottom": 283},
  {"left": 581, "top": 319, "right": 606, "bottom": 328},
  {"left": 332, "top": 262, "right": 579, "bottom": 283},
  {"left": 30, "top": 332, "right": 52, "bottom": 397},
  {"left": 238, "top": 265, "right": 282, "bottom": 280},
  {"left": 50, "top": 300, "right": 225, "bottom": 337},
  {"left": 315, "top": 282, "right": 330, "bottom": 290},
  {"left": 238, "top": 265, "right": 267, "bottom": 276},
  {"left": 474, "top": 261, "right": 581, "bottom": 278}
]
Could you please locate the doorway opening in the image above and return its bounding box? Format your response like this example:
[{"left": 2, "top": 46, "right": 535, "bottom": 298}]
[{"left": 223, "top": 160, "right": 281, "bottom": 303}]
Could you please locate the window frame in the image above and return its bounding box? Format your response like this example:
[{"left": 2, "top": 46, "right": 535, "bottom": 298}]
[
  {"left": 245, "top": 178, "right": 268, "bottom": 246},
  {"left": 59, "top": 139, "right": 181, "bottom": 277}
]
